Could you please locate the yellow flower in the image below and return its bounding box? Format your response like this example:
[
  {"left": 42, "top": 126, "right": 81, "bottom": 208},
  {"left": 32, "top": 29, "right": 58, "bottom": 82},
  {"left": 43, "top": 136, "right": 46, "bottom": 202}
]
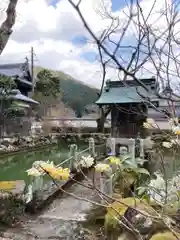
[
  {"left": 48, "top": 168, "right": 70, "bottom": 180},
  {"left": 62, "top": 168, "right": 70, "bottom": 173},
  {"left": 95, "top": 163, "right": 111, "bottom": 172},
  {"left": 42, "top": 165, "right": 70, "bottom": 181},
  {"left": 108, "top": 156, "right": 121, "bottom": 165},
  {"left": 172, "top": 126, "right": 180, "bottom": 135},
  {"left": 26, "top": 167, "right": 42, "bottom": 177},
  {"left": 32, "top": 161, "right": 54, "bottom": 173},
  {"left": 41, "top": 165, "right": 54, "bottom": 173},
  {"left": 27, "top": 160, "right": 71, "bottom": 180},
  {"left": 162, "top": 141, "right": 173, "bottom": 148}
]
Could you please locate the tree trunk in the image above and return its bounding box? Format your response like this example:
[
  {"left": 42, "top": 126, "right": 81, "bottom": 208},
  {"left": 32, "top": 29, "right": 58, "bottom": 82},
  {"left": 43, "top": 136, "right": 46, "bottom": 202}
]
[
  {"left": 0, "top": 0, "right": 19, "bottom": 55},
  {"left": 96, "top": 106, "right": 110, "bottom": 133}
]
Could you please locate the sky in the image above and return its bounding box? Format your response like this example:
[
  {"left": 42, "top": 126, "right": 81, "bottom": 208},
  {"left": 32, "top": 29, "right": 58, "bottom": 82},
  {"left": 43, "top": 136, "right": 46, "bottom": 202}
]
[{"left": 0, "top": 0, "right": 178, "bottom": 89}]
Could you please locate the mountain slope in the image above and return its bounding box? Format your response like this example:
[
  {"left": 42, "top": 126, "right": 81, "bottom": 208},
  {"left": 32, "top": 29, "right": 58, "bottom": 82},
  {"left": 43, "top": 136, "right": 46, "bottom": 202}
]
[{"left": 34, "top": 66, "right": 99, "bottom": 117}]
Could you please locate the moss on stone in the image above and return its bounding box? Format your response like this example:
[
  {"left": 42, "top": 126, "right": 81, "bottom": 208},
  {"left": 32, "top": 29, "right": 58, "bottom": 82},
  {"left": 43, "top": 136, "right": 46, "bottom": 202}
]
[
  {"left": 150, "top": 231, "right": 180, "bottom": 240},
  {"left": 105, "top": 197, "right": 162, "bottom": 233}
]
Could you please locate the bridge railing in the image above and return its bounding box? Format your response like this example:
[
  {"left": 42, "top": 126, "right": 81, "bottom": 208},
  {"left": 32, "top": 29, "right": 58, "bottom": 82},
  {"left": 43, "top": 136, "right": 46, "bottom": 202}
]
[{"left": 25, "top": 138, "right": 106, "bottom": 203}]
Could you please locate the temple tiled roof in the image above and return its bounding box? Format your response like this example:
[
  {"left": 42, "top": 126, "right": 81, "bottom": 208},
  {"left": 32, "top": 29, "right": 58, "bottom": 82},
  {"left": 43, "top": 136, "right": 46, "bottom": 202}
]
[
  {"left": 0, "top": 62, "right": 32, "bottom": 86},
  {"left": 96, "top": 81, "right": 159, "bottom": 104}
]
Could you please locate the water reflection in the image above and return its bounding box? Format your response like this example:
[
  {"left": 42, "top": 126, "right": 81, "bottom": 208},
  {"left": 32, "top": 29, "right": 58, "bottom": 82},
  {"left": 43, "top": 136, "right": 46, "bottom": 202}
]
[{"left": 0, "top": 144, "right": 71, "bottom": 182}]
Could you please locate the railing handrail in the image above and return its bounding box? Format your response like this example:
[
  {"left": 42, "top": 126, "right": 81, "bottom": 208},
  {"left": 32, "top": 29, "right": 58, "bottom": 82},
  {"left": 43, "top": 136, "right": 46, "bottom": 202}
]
[
  {"left": 25, "top": 139, "right": 106, "bottom": 203},
  {"left": 40, "top": 146, "right": 91, "bottom": 176},
  {"left": 42, "top": 117, "right": 111, "bottom": 121},
  {"left": 55, "top": 146, "right": 91, "bottom": 168},
  {"left": 36, "top": 141, "right": 106, "bottom": 177}
]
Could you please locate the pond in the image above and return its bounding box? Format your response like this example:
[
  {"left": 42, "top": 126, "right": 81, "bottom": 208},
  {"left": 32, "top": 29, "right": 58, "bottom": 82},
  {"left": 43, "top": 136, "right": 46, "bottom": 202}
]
[
  {"left": 1, "top": 139, "right": 179, "bottom": 186},
  {"left": 0, "top": 141, "right": 87, "bottom": 184}
]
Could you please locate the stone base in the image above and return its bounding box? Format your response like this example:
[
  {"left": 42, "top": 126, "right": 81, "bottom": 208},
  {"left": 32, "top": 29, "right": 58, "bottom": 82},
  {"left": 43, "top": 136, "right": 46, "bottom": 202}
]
[{"left": 0, "top": 180, "right": 25, "bottom": 227}]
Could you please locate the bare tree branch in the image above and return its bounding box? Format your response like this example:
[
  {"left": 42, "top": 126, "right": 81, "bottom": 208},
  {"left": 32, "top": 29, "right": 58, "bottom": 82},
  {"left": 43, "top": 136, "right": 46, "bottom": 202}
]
[{"left": 0, "top": 0, "right": 19, "bottom": 55}]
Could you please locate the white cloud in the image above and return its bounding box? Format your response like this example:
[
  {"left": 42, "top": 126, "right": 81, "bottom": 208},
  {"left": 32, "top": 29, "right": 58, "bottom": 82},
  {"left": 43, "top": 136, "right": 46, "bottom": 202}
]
[
  {"left": 0, "top": 0, "right": 107, "bottom": 87},
  {"left": 1, "top": 0, "right": 179, "bottom": 89}
]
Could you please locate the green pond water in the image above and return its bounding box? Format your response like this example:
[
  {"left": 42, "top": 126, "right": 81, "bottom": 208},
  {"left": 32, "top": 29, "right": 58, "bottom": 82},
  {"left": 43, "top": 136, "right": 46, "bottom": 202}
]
[
  {"left": 0, "top": 142, "right": 87, "bottom": 184},
  {"left": 0, "top": 141, "right": 180, "bottom": 185}
]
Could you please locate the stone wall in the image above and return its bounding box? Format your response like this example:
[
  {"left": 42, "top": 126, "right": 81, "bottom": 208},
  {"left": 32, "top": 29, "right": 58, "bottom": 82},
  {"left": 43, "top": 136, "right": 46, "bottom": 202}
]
[{"left": 0, "top": 117, "right": 31, "bottom": 137}]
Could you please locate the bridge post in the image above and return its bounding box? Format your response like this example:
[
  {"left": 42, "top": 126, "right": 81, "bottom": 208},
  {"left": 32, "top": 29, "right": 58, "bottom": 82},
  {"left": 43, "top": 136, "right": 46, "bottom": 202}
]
[
  {"left": 89, "top": 137, "right": 96, "bottom": 158},
  {"left": 69, "top": 144, "right": 78, "bottom": 172},
  {"left": 100, "top": 171, "right": 113, "bottom": 204},
  {"left": 32, "top": 175, "right": 44, "bottom": 191},
  {"left": 140, "top": 139, "right": 144, "bottom": 159},
  {"left": 128, "top": 139, "right": 135, "bottom": 164},
  {"left": 25, "top": 175, "right": 44, "bottom": 203},
  {"left": 106, "top": 137, "right": 116, "bottom": 155}
]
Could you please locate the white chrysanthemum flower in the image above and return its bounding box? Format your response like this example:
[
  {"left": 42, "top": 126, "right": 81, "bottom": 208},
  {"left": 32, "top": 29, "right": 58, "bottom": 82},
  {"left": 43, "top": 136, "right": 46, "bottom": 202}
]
[
  {"left": 146, "top": 118, "right": 156, "bottom": 124},
  {"left": 150, "top": 173, "right": 165, "bottom": 189},
  {"left": 172, "top": 125, "right": 180, "bottom": 135},
  {"left": 148, "top": 173, "right": 165, "bottom": 202},
  {"left": 143, "top": 118, "right": 158, "bottom": 129},
  {"left": 149, "top": 172, "right": 180, "bottom": 203},
  {"left": 95, "top": 163, "right": 111, "bottom": 173},
  {"left": 162, "top": 141, "right": 173, "bottom": 148},
  {"left": 169, "top": 117, "right": 179, "bottom": 126},
  {"left": 26, "top": 167, "right": 42, "bottom": 177},
  {"left": 26, "top": 160, "right": 55, "bottom": 177},
  {"left": 170, "top": 138, "right": 180, "bottom": 145},
  {"left": 79, "top": 155, "right": 94, "bottom": 168}
]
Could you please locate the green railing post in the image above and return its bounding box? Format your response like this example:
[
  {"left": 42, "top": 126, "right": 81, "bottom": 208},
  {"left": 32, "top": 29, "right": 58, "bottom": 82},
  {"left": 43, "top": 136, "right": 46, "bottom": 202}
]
[
  {"left": 140, "top": 139, "right": 144, "bottom": 159},
  {"left": 129, "top": 138, "right": 135, "bottom": 164},
  {"left": 69, "top": 144, "right": 78, "bottom": 172},
  {"left": 25, "top": 175, "right": 44, "bottom": 204},
  {"left": 100, "top": 171, "right": 113, "bottom": 204},
  {"left": 33, "top": 175, "right": 44, "bottom": 191},
  {"left": 109, "top": 137, "right": 116, "bottom": 155},
  {"left": 89, "top": 137, "right": 96, "bottom": 158}
]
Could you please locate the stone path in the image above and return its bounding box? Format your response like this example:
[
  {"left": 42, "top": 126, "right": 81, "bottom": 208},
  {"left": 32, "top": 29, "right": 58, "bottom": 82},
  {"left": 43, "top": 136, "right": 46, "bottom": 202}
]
[{"left": 1, "top": 172, "right": 101, "bottom": 240}]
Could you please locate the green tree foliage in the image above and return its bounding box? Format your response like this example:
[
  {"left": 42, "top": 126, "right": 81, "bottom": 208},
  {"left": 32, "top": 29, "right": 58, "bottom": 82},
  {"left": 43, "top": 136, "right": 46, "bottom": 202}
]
[
  {"left": 0, "top": 75, "right": 24, "bottom": 121},
  {"left": 35, "top": 69, "right": 61, "bottom": 98},
  {"left": 0, "top": 74, "right": 17, "bottom": 112},
  {"left": 60, "top": 77, "right": 98, "bottom": 117},
  {"left": 34, "top": 67, "right": 99, "bottom": 117},
  {"left": 0, "top": 75, "right": 17, "bottom": 96}
]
